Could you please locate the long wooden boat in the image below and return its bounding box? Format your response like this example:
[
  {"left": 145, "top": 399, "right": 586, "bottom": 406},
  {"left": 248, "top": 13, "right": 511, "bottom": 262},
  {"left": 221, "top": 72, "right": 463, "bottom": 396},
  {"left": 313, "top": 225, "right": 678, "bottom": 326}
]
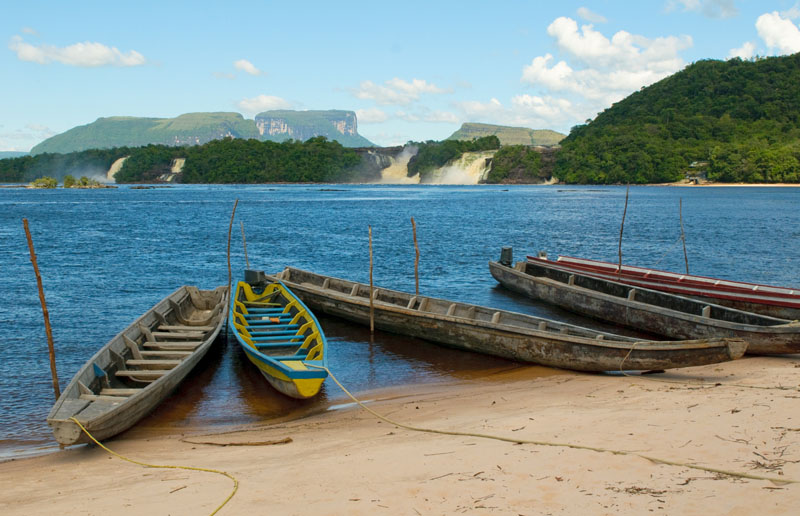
[
  {"left": 229, "top": 273, "right": 328, "bottom": 399},
  {"left": 264, "top": 266, "right": 747, "bottom": 372},
  {"left": 47, "top": 286, "right": 228, "bottom": 446},
  {"left": 490, "top": 258, "right": 800, "bottom": 355},
  {"left": 527, "top": 253, "right": 800, "bottom": 320}
]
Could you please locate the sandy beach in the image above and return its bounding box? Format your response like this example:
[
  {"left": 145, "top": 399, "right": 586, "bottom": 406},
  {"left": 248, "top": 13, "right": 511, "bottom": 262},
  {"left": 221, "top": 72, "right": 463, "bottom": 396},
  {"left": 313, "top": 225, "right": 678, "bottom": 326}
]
[{"left": 2, "top": 356, "right": 799, "bottom": 515}]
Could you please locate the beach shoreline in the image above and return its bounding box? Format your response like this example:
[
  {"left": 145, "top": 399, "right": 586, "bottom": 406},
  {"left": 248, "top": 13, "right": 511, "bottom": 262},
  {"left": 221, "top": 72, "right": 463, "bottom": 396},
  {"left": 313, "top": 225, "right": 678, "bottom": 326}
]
[{"left": 2, "top": 356, "right": 799, "bottom": 515}]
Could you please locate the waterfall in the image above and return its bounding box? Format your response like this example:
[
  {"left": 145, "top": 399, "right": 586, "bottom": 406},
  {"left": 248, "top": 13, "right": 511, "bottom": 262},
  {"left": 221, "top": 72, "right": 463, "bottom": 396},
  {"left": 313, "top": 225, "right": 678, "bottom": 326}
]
[
  {"left": 378, "top": 147, "right": 419, "bottom": 184},
  {"left": 428, "top": 150, "right": 495, "bottom": 184},
  {"left": 106, "top": 156, "right": 129, "bottom": 181}
]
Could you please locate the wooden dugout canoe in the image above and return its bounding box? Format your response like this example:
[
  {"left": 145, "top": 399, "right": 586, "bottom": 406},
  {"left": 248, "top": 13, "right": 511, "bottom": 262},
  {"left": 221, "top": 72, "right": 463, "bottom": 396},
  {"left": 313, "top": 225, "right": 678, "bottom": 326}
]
[
  {"left": 47, "top": 286, "right": 228, "bottom": 446},
  {"left": 490, "top": 259, "right": 800, "bottom": 355},
  {"left": 264, "top": 266, "right": 746, "bottom": 372},
  {"left": 526, "top": 254, "right": 800, "bottom": 320},
  {"left": 229, "top": 274, "right": 328, "bottom": 399}
]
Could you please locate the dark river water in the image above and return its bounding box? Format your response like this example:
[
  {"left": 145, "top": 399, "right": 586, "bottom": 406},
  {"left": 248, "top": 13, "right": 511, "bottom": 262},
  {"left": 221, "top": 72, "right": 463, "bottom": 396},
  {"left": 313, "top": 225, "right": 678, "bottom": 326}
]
[{"left": 1, "top": 184, "right": 799, "bottom": 458}]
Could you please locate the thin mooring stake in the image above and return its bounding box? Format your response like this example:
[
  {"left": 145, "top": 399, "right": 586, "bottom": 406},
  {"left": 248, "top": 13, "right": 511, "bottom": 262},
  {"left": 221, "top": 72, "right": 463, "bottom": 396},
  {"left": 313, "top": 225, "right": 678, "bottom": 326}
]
[
  {"left": 23, "top": 218, "right": 61, "bottom": 400},
  {"left": 617, "top": 185, "right": 629, "bottom": 279},
  {"left": 369, "top": 225, "right": 374, "bottom": 334},
  {"left": 411, "top": 217, "right": 420, "bottom": 296},
  {"left": 226, "top": 199, "right": 239, "bottom": 338}
]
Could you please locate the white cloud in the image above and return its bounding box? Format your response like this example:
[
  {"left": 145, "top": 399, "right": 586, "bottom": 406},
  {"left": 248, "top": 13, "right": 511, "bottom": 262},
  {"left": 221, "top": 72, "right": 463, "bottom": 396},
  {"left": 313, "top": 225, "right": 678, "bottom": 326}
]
[
  {"left": 784, "top": 4, "right": 800, "bottom": 20},
  {"left": 756, "top": 12, "right": 800, "bottom": 54},
  {"left": 455, "top": 96, "right": 576, "bottom": 130},
  {"left": 728, "top": 41, "right": 756, "bottom": 59},
  {"left": 234, "top": 59, "right": 262, "bottom": 76},
  {"left": 356, "top": 108, "right": 389, "bottom": 124},
  {"left": 577, "top": 7, "right": 607, "bottom": 23},
  {"left": 237, "top": 94, "right": 291, "bottom": 114},
  {"left": 21, "top": 27, "right": 38, "bottom": 35},
  {"left": 354, "top": 78, "right": 447, "bottom": 105},
  {"left": 9, "top": 35, "right": 145, "bottom": 67},
  {"left": 395, "top": 108, "right": 460, "bottom": 123},
  {"left": 666, "top": 0, "right": 738, "bottom": 19}
]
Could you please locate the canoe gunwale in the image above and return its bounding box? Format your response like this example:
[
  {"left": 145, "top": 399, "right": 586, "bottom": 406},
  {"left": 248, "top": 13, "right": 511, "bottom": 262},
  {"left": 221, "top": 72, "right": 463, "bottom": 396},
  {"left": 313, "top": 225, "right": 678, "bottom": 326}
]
[{"left": 268, "top": 267, "right": 747, "bottom": 371}]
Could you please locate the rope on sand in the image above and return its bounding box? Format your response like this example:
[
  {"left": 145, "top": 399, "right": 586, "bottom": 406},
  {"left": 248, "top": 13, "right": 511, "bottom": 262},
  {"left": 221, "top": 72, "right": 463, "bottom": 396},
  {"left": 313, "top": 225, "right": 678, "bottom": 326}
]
[
  {"left": 306, "top": 365, "right": 798, "bottom": 486},
  {"left": 69, "top": 417, "right": 238, "bottom": 516}
]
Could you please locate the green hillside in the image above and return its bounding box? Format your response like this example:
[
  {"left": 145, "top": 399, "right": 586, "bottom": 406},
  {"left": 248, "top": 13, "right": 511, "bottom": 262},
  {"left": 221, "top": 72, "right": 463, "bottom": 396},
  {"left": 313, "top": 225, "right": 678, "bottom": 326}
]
[
  {"left": 31, "top": 113, "right": 259, "bottom": 155},
  {"left": 447, "top": 123, "right": 564, "bottom": 146},
  {"left": 556, "top": 53, "right": 800, "bottom": 184}
]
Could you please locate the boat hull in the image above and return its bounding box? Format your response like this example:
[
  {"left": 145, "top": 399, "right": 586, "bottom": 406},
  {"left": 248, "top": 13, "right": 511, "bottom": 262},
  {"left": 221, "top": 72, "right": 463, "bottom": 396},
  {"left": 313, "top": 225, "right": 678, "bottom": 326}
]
[
  {"left": 271, "top": 267, "right": 746, "bottom": 372},
  {"left": 528, "top": 255, "right": 800, "bottom": 320},
  {"left": 47, "top": 286, "right": 228, "bottom": 446},
  {"left": 491, "top": 261, "right": 800, "bottom": 355}
]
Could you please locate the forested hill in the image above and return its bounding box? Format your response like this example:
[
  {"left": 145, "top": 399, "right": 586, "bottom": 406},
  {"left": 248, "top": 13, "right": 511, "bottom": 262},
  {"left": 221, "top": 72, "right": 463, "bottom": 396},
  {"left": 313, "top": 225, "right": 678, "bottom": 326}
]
[{"left": 555, "top": 53, "right": 800, "bottom": 184}]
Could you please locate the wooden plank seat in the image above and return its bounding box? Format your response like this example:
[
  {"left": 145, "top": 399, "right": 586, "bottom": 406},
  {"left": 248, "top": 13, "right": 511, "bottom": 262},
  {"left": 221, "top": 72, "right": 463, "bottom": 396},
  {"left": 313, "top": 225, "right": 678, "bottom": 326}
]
[
  {"left": 99, "top": 388, "right": 143, "bottom": 396},
  {"left": 80, "top": 394, "right": 129, "bottom": 402},
  {"left": 254, "top": 342, "right": 305, "bottom": 349},
  {"left": 151, "top": 331, "right": 207, "bottom": 339},
  {"left": 246, "top": 329, "right": 302, "bottom": 336},
  {"left": 126, "top": 359, "right": 181, "bottom": 369},
  {"left": 141, "top": 350, "right": 192, "bottom": 358},
  {"left": 158, "top": 324, "right": 215, "bottom": 332},
  {"left": 251, "top": 334, "right": 306, "bottom": 341},
  {"left": 243, "top": 301, "right": 281, "bottom": 307},
  {"left": 115, "top": 370, "right": 171, "bottom": 379},
  {"left": 143, "top": 341, "right": 202, "bottom": 351}
]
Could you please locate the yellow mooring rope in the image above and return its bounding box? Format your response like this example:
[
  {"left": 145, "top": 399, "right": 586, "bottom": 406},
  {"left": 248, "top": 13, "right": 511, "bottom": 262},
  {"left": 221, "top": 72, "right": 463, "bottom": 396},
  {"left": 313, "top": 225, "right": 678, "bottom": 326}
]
[
  {"left": 306, "top": 365, "right": 798, "bottom": 486},
  {"left": 69, "top": 417, "right": 238, "bottom": 515}
]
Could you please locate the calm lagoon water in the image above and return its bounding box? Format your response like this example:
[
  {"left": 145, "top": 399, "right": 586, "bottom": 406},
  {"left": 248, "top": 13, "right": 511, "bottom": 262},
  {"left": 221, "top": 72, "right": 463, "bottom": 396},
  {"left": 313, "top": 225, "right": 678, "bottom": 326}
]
[{"left": 1, "top": 184, "right": 799, "bottom": 458}]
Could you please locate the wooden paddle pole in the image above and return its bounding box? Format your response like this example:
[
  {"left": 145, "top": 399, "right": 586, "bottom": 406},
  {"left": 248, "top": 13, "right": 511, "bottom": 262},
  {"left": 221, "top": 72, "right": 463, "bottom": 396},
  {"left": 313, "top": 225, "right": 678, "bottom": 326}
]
[
  {"left": 226, "top": 199, "right": 239, "bottom": 338},
  {"left": 369, "top": 226, "right": 375, "bottom": 334},
  {"left": 23, "top": 218, "right": 61, "bottom": 400},
  {"left": 411, "top": 217, "right": 420, "bottom": 296},
  {"left": 680, "top": 198, "right": 689, "bottom": 274},
  {"left": 240, "top": 221, "right": 250, "bottom": 269},
  {"left": 617, "top": 185, "right": 629, "bottom": 279}
]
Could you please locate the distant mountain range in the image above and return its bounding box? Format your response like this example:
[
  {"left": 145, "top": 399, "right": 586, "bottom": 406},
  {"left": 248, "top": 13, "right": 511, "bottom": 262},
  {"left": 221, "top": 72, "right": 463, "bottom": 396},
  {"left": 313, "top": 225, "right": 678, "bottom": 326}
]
[
  {"left": 447, "top": 123, "right": 565, "bottom": 146},
  {"left": 30, "top": 110, "right": 375, "bottom": 154},
  {"left": 0, "top": 151, "right": 28, "bottom": 160}
]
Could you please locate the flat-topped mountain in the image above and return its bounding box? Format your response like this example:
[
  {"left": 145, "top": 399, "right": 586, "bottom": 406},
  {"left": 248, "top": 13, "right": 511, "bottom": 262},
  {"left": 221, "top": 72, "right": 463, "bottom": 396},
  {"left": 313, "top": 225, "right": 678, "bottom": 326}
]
[
  {"left": 447, "top": 123, "right": 564, "bottom": 146},
  {"left": 30, "top": 110, "right": 374, "bottom": 155}
]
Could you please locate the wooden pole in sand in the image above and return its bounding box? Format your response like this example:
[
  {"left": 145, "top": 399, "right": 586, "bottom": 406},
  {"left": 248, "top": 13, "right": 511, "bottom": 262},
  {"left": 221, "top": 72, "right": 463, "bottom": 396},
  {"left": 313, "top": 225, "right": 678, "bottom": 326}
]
[
  {"left": 240, "top": 221, "right": 250, "bottom": 269},
  {"left": 617, "top": 185, "right": 629, "bottom": 279},
  {"left": 680, "top": 198, "right": 689, "bottom": 274},
  {"left": 226, "top": 199, "right": 239, "bottom": 338},
  {"left": 369, "top": 225, "right": 374, "bottom": 334},
  {"left": 411, "top": 217, "right": 420, "bottom": 296},
  {"left": 23, "top": 218, "right": 61, "bottom": 400}
]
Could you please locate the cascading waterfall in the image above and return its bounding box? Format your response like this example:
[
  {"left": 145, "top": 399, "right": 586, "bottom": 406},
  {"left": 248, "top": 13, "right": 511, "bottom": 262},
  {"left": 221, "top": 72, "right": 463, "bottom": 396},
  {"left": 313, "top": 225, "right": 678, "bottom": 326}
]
[
  {"left": 378, "top": 149, "right": 495, "bottom": 184},
  {"left": 106, "top": 156, "right": 129, "bottom": 181}
]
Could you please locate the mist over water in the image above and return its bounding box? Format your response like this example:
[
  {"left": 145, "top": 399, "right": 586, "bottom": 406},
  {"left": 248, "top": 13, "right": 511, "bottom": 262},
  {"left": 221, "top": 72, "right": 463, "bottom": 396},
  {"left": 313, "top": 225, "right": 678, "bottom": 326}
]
[{"left": 2, "top": 184, "right": 799, "bottom": 458}]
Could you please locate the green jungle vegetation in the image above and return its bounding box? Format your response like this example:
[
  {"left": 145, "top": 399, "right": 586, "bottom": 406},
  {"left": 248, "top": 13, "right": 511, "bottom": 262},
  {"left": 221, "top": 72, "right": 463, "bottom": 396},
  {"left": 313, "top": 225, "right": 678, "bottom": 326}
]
[
  {"left": 407, "top": 136, "right": 501, "bottom": 182},
  {"left": 448, "top": 123, "right": 564, "bottom": 146},
  {"left": 1, "top": 137, "right": 363, "bottom": 184},
  {"left": 29, "top": 177, "right": 58, "bottom": 188},
  {"left": 485, "top": 145, "right": 544, "bottom": 183},
  {"left": 556, "top": 53, "right": 800, "bottom": 184},
  {"left": 63, "top": 175, "right": 102, "bottom": 188}
]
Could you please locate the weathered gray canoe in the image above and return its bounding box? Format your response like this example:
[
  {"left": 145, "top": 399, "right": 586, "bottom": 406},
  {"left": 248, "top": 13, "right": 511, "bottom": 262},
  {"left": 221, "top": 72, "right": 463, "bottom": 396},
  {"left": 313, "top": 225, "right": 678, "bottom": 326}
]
[
  {"left": 47, "top": 286, "right": 228, "bottom": 446},
  {"left": 268, "top": 267, "right": 746, "bottom": 372},
  {"left": 490, "top": 260, "right": 800, "bottom": 355}
]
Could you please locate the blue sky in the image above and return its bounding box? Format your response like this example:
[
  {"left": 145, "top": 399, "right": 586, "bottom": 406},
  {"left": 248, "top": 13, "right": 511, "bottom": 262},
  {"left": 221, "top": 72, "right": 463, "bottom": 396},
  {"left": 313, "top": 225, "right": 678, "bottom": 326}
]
[{"left": 2, "top": 0, "right": 800, "bottom": 151}]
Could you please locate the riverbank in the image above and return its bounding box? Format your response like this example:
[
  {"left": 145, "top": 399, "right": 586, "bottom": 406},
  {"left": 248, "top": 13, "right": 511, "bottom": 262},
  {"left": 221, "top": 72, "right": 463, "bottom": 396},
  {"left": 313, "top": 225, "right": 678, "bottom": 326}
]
[{"left": 2, "top": 355, "right": 798, "bottom": 515}]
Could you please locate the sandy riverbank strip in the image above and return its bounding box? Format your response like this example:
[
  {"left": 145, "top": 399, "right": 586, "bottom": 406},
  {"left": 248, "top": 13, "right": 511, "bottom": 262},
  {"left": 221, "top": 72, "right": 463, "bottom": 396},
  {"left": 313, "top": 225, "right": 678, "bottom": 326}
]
[{"left": 2, "top": 356, "right": 799, "bottom": 515}]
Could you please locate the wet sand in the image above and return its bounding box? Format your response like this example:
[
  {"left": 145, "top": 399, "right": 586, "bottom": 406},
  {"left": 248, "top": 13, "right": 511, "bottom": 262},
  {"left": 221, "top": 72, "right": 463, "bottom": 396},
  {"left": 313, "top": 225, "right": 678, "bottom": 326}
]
[{"left": 1, "top": 356, "right": 799, "bottom": 515}]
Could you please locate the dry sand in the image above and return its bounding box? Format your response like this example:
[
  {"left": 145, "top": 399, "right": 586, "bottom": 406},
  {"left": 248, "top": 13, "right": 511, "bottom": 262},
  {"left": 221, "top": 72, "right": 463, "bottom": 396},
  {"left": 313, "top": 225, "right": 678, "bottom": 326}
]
[{"left": 2, "top": 356, "right": 799, "bottom": 515}]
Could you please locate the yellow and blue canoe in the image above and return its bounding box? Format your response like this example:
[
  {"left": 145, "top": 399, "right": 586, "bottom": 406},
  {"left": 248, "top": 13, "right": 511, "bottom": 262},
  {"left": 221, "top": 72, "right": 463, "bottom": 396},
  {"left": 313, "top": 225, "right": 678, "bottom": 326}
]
[{"left": 229, "top": 279, "right": 328, "bottom": 399}]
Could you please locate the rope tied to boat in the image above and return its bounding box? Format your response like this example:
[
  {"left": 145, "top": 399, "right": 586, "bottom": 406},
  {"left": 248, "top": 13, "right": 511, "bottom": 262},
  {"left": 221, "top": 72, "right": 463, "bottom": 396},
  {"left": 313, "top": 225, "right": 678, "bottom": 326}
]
[
  {"left": 306, "top": 364, "right": 798, "bottom": 486},
  {"left": 69, "top": 417, "right": 238, "bottom": 515}
]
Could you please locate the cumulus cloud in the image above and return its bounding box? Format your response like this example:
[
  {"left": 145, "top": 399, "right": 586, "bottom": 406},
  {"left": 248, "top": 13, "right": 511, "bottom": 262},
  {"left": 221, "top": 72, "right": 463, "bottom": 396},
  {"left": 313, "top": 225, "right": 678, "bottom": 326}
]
[
  {"left": 666, "top": 0, "right": 738, "bottom": 19},
  {"left": 728, "top": 41, "right": 756, "bottom": 59},
  {"left": 234, "top": 59, "right": 262, "bottom": 76},
  {"left": 756, "top": 12, "right": 800, "bottom": 54},
  {"left": 355, "top": 108, "right": 389, "bottom": 124},
  {"left": 577, "top": 7, "right": 607, "bottom": 23},
  {"left": 237, "top": 94, "right": 291, "bottom": 114},
  {"left": 456, "top": 96, "right": 576, "bottom": 130},
  {"left": 9, "top": 35, "right": 145, "bottom": 67},
  {"left": 522, "top": 18, "right": 691, "bottom": 107},
  {"left": 354, "top": 78, "right": 448, "bottom": 105}
]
